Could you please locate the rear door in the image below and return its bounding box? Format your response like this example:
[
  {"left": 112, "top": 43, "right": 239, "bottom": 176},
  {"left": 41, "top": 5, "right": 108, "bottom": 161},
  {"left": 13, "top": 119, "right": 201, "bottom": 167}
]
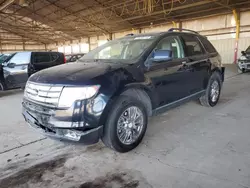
[
  {"left": 31, "top": 52, "right": 51, "bottom": 73},
  {"left": 31, "top": 52, "right": 63, "bottom": 73},
  {"left": 4, "top": 52, "right": 30, "bottom": 88},
  {"left": 180, "top": 34, "right": 210, "bottom": 92}
]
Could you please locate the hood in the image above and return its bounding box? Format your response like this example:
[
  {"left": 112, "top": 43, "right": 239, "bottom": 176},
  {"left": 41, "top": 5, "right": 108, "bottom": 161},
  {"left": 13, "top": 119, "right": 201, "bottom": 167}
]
[{"left": 29, "top": 62, "right": 127, "bottom": 85}]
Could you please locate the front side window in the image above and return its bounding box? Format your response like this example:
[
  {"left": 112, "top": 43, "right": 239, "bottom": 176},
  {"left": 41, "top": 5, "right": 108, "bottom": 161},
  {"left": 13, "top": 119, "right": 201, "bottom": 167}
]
[
  {"left": 34, "top": 53, "right": 51, "bottom": 63},
  {"left": 154, "top": 36, "right": 184, "bottom": 59},
  {"left": 81, "top": 36, "right": 156, "bottom": 62},
  {"left": 182, "top": 35, "right": 205, "bottom": 57},
  {"left": 9, "top": 52, "right": 31, "bottom": 65}
]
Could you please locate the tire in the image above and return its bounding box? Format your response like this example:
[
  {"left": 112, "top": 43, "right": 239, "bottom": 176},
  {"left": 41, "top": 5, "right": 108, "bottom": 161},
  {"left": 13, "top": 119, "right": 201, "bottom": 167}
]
[
  {"left": 199, "top": 71, "right": 222, "bottom": 107},
  {"left": 101, "top": 95, "right": 148, "bottom": 153},
  {"left": 238, "top": 67, "right": 245, "bottom": 73},
  {"left": 0, "top": 80, "right": 5, "bottom": 91}
]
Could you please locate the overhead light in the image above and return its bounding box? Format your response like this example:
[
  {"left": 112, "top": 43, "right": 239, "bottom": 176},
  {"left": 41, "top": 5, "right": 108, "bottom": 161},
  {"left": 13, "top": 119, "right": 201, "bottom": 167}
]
[{"left": 19, "top": 0, "right": 29, "bottom": 7}]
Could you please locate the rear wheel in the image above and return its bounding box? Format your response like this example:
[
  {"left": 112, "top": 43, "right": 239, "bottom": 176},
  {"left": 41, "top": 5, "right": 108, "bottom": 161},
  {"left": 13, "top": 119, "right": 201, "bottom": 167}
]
[
  {"left": 199, "top": 72, "right": 222, "bottom": 107},
  {"left": 101, "top": 96, "right": 148, "bottom": 153}
]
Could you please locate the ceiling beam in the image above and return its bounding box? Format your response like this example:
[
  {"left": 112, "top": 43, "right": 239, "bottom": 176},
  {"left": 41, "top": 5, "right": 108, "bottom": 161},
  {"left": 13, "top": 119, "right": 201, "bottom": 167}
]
[
  {"left": 44, "top": 0, "right": 111, "bottom": 34},
  {"left": 209, "top": 0, "right": 232, "bottom": 10},
  {"left": 0, "top": 0, "right": 15, "bottom": 11},
  {"left": 112, "top": 0, "right": 216, "bottom": 23}
]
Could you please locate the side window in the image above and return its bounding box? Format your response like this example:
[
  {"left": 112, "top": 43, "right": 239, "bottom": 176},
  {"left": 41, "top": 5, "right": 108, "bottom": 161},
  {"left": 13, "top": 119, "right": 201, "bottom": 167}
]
[
  {"left": 9, "top": 52, "right": 31, "bottom": 65},
  {"left": 51, "top": 53, "right": 59, "bottom": 61},
  {"left": 155, "top": 36, "right": 184, "bottom": 59},
  {"left": 199, "top": 37, "right": 217, "bottom": 53},
  {"left": 182, "top": 35, "right": 205, "bottom": 56},
  {"left": 34, "top": 53, "right": 51, "bottom": 63}
]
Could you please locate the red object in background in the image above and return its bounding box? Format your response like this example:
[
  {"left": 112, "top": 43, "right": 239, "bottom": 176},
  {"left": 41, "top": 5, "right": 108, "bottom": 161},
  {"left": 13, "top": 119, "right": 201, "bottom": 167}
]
[
  {"left": 63, "top": 54, "right": 66, "bottom": 63},
  {"left": 234, "top": 40, "right": 238, "bottom": 64}
]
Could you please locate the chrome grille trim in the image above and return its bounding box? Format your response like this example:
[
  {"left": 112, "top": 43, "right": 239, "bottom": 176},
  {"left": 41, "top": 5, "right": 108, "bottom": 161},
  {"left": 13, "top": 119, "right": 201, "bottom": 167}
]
[{"left": 24, "top": 82, "right": 63, "bottom": 106}]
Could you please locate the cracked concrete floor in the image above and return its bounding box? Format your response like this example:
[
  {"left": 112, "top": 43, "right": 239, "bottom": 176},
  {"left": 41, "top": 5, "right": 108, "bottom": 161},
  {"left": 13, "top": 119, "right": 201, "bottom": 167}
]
[{"left": 0, "top": 69, "right": 250, "bottom": 188}]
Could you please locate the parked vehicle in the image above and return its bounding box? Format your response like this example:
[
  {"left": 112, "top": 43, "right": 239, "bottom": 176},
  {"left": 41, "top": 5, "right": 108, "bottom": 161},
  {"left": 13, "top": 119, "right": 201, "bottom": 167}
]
[
  {"left": 0, "top": 51, "right": 65, "bottom": 91},
  {"left": 22, "top": 29, "right": 225, "bottom": 152},
  {"left": 238, "top": 46, "right": 250, "bottom": 73},
  {"left": 65, "top": 53, "right": 85, "bottom": 63}
]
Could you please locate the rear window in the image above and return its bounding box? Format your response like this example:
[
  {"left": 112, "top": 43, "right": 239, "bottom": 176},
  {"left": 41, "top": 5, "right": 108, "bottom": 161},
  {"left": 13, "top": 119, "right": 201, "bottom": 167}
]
[
  {"left": 34, "top": 53, "right": 51, "bottom": 63},
  {"left": 199, "top": 37, "right": 217, "bottom": 53},
  {"left": 181, "top": 35, "right": 205, "bottom": 56}
]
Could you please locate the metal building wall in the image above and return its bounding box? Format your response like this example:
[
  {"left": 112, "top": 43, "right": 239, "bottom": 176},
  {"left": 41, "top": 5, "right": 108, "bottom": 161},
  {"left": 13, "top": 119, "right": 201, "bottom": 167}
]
[{"left": 210, "top": 39, "right": 235, "bottom": 64}]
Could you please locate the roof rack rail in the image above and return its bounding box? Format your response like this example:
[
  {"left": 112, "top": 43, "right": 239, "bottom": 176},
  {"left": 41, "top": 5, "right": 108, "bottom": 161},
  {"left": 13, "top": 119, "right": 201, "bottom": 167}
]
[
  {"left": 125, "top": 33, "right": 134, "bottom": 36},
  {"left": 168, "top": 28, "right": 199, "bottom": 35}
]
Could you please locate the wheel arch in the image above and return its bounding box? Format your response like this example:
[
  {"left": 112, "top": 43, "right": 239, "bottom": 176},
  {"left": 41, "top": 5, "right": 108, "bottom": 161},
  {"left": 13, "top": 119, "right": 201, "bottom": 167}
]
[{"left": 98, "top": 84, "right": 155, "bottom": 127}]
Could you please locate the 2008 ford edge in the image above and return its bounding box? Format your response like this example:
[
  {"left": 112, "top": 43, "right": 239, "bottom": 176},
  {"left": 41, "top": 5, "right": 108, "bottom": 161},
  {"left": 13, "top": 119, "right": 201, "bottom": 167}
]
[{"left": 22, "top": 29, "right": 225, "bottom": 152}]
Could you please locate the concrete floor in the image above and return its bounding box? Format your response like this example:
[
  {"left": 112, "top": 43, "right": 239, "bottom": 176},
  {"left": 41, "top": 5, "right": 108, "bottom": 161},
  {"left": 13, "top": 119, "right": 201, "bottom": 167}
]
[{"left": 0, "top": 67, "right": 250, "bottom": 188}]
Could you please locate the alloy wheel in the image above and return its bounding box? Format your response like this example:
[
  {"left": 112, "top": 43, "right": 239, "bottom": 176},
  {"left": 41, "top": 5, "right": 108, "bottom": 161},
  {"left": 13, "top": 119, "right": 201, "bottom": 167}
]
[
  {"left": 117, "top": 106, "right": 144, "bottom": 145},
  {"left": 210, "top": 80, "right": 220, "bottom": 102}
]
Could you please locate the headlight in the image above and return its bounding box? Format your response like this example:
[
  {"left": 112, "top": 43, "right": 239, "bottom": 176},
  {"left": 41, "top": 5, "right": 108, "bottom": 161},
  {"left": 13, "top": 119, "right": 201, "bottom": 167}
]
[
  {"left": 58, "top": 86, "right": 100, "bottom": 108},
  {"left": 240, "top": 56, "right": 247, "bottom": 60}
]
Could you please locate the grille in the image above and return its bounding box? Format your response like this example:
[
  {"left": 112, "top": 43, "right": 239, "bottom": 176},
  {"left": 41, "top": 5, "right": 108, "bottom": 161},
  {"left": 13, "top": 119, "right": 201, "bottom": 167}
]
[{"left": 24, "top": 82, "right": 63, "bottom": 106}]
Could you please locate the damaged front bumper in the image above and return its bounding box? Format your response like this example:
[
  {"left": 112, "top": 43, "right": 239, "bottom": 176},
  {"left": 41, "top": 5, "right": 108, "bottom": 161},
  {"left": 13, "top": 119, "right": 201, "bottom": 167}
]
[{"left": 22, "top": 99, "right": 103, "bottom": 145}]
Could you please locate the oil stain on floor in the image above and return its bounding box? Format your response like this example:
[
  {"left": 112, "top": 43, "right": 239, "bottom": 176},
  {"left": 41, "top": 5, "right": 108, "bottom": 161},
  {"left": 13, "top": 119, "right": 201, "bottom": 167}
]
[
  {"left": 78, "top": 172, "right": 140, "bottom": 188},
  {"left": 0, "top": 154, "right": 68, "bottom": 188}
]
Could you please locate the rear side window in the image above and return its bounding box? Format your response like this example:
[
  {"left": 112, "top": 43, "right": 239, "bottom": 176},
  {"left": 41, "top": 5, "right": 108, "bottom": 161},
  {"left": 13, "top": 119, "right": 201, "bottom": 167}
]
[
  {"left": 34, "top": 53, "right": 51, "bottom": 64},
  {"left": 199, "top": 37, "right": 217, "bottom": 53},
  {"left": 182, "top": 35, "right": 205, "bottom": 56},
  {"left": 51, "top": 53, "right": 59, "bottom": 61}
]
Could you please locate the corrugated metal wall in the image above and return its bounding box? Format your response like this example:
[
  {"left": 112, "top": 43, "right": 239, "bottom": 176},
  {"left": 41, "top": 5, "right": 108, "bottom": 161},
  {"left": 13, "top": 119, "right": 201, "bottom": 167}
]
[{"left": 210, "top": 39, "right": 235, "bottom": 64}]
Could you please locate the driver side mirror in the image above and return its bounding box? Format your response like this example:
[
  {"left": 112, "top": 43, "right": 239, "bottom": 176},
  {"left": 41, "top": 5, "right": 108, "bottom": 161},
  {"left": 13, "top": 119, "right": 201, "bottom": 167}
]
[
  {"left": 241, "top": 51, "right": 246, "bottom": 55},
  {"left": 7, "top": 63, "right": 16, "bottom": 68},
  {"left": 151, "top": 50, "right": 172, "bottom": 62}
]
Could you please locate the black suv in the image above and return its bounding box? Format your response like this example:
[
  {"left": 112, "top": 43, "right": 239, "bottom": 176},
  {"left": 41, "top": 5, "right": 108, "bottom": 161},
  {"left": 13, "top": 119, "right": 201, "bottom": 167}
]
[
  {"left": 0, "top": 51, "right": 65, "bottom": 91},
  {"left": 22, "top": 29, "right": 225, "bottom": 152}
]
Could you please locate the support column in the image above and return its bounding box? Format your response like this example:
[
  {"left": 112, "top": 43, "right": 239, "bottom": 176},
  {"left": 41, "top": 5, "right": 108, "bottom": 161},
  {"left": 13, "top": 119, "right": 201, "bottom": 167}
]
[
  {"left": 179, "top": 21, "right": 182, "bottom": 31},
  {"left": 233, "top": 9, "right": 240, "bottom": 64},
  {"left": 172, "top": 21, "right": 177, "bottom": 28},
  {"left": 45, "top": 44, "right": 47, "bottom": 51},
  {"left": 88, "top": 37, "right": 91, "bottom": 52},
  {"left": 22, "top": 40, "right": 25, "bottom": 51},
  {"left": 0, "top": 37, "right": 2, "bottom": 53},
  {"left": 138, "top": 28, "right": 142, "bottom": 34}
]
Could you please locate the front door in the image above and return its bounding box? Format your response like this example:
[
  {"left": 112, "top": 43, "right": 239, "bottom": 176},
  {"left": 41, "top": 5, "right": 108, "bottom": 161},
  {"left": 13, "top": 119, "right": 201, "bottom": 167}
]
[
  {"left": 4, "top": 52, "right": 31, "bottom": 88},
  {"left": 144, "top": 35, "right": 195, "bottom": 107}
]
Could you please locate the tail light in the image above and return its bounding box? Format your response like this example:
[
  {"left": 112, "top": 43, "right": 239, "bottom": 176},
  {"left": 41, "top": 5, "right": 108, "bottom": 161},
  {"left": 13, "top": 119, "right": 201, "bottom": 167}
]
[{"left": 63, "top": 54, "right": 66, "bottom": 63}]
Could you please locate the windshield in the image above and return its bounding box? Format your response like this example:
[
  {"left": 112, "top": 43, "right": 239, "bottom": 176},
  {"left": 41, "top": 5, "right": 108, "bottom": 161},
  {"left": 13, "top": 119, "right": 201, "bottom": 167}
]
[
  {"left": 80, "top": 36, "right": 156, "bottom": 62},
  {"left": 246, "top": 46, "right": 250, "bottom": 53}
]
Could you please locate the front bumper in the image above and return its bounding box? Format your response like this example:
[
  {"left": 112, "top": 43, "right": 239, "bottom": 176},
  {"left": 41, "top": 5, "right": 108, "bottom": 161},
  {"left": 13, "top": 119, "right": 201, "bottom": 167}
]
[
  {"left": 238, "top": 60, "right": 250, "bottom": 70},
  {"left": 22, "top": 99, "right": 103, "bottom": 145}
]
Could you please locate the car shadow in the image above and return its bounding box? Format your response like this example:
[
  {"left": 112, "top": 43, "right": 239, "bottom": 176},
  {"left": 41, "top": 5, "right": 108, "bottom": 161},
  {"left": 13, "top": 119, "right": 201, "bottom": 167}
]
[{"left": 0, "top": 89, "right": 23, "bottom": 98}]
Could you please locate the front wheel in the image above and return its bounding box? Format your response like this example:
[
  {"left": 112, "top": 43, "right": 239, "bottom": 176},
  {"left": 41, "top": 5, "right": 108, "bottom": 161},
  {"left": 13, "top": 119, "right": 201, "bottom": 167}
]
[
  {"left": 101, "top": 96, "right": 148, "bottom": 153},
  {"left": 0, "top": 80, "right": 5, "bottom": 91},
  {"left": 238, "top": 67, "right": 245, "bottom": 73},
  {"left": 199, "top": 72, "right": 222, "bottom": 107}
]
